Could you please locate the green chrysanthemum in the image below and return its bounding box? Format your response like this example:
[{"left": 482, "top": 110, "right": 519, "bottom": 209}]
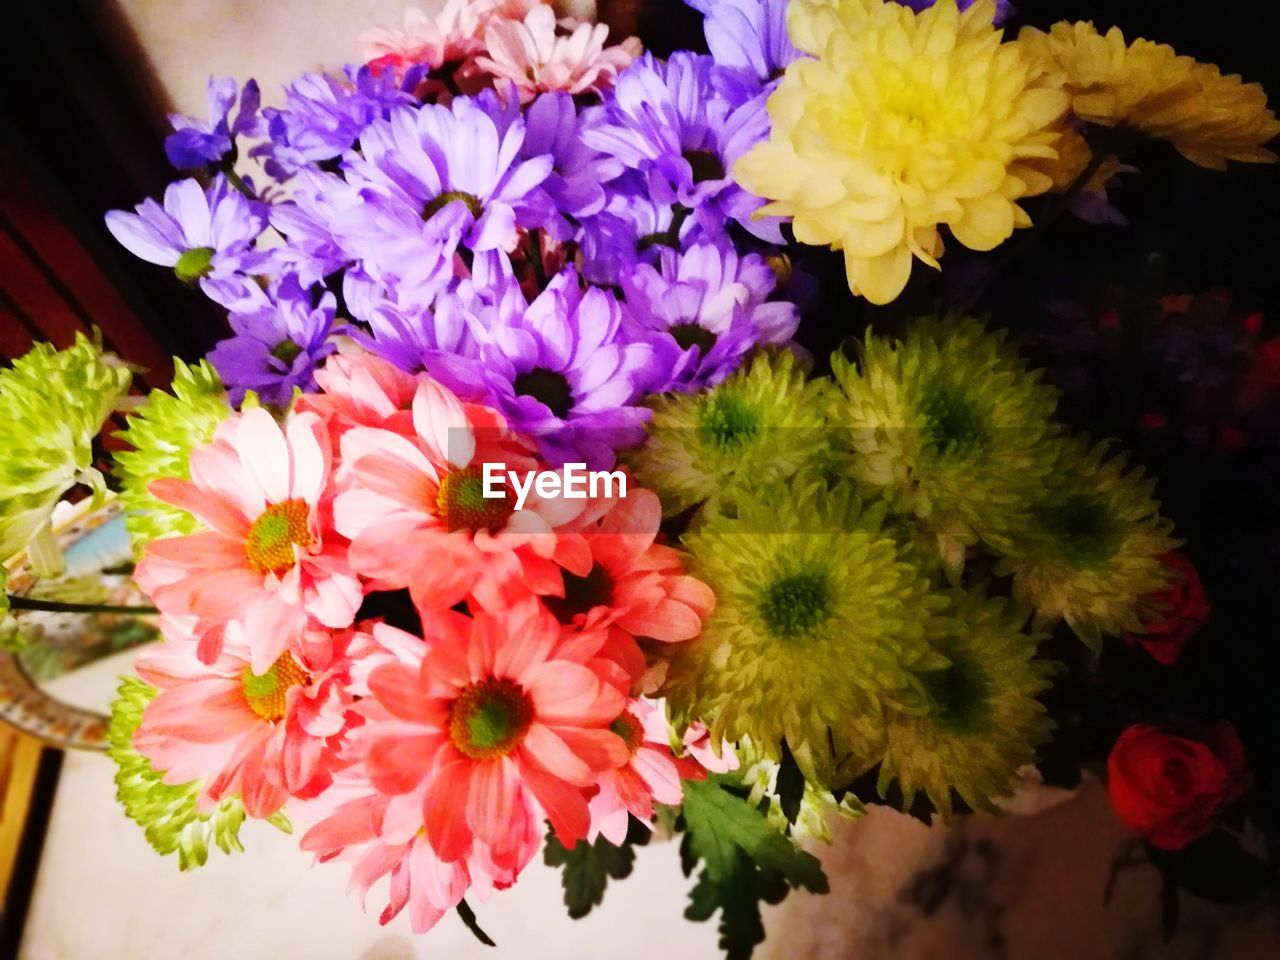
[
  {"left": 0, "top": 333, "right": 132, "bottom": 573},
  {"left": 735, "top": 735, "right": 864, "bottom": 842},
  {"left": 662, "top": 474, "right": 948, "bottom": 786},
  {"left": 995, "top": 438, "right": 1179, "bottom": 648},
  {"left": 628, "top": 350, "right": 836, "bottom": 516},
  {"left": 112, "top": 359, "right": 233, "bottom": 556},
  {"left": 831, "top": 316, "right": 1064, "bottom": 578},
  {"left": 108, "top": 676, "right": 289, "bottom": 870},
  {"left": 878, "top": 591, "right": 1055, "bottom": 821}
]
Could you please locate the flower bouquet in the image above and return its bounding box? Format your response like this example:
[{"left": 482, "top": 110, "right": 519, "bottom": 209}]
[{"left": 3, "top": 0, "right": 1280, "bottom": 956}]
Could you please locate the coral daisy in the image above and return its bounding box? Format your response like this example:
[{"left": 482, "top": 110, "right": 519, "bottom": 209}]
[{"left": 135, "top": 407, "right": 362, "bottom": 670}]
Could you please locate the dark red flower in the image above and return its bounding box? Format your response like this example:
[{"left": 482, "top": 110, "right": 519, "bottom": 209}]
[
  {"left": 1108, "top": 722, "right": 1249, "bottom": 850},
  {"left": 1125, "top": 553, "right": 1209, "bottom": 665}
]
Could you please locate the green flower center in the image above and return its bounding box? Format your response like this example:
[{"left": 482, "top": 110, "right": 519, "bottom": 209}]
[
  {"left": 544, "top": 563, "right": 615, "bottom": 624},
  {"left": 921, "top": 652, "right": 990, "bottom": 735},
  {"left": 448, "top": 678, "right": 534, "bottom": 760},
  {"left": 423, "top": 190, "right": 484, "bottom": 221},
  {"left": 698, "top": 391, "right": 760, "bottom": 451},
  {"left": 174, "top": 246, "right": 215, "bottom": 284},
  {"left": 921, "top": 383, "right": 986, "bottom": 454},
  {"left": 244, "top": 499, "right": 314, "bottom": 575},
  {"left": 436, "top": 466, "right": 515, "bottom": 533},
  {"left": 683, "top": 149, "right": 726, "bottom": 184},
  {"left": 759, "top": 571, "right": 832, "bottom": 639},
  {"left": 241, "top": 652, "right": 310, "bottom": 723},
  {"left": 1036, "top": 492, "right": 1121, "bottom": 568},
  {"left": 670, "top": 323, "right": 717, "bottom": 356},
  {"left": 270, "top": 339, "right": 303, "bottom": 366},
  {"left": 514, "top": 367, "right": 575, "bottom": 419},
  {"left": 610, "top": 710, "right": 644, "bottom": 755}
]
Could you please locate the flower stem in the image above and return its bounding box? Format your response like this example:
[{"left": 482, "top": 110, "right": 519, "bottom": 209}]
[
  {"left": 526, "top": 229, "right": 547, "bottom": 289},
  {"left": 5, "top": 594, "right": 159, "bottom": 616},
  {"left": 223, "top": 167, "right": 257, "bottom": 200}
]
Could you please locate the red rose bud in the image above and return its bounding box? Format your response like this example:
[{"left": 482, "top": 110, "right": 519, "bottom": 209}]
[
  {"left": 1107, "top": 722, "right": 1249, "bottom": 850},
  {"left": 1125, "top": 552, "right": 1209, "bottom": 665}
]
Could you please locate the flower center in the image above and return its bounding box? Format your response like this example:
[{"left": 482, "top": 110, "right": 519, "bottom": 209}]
[
  {"left": 514, "top": 367, "right": 575, "bottom": 419},
  {"left": 270, "top": 339, "right": 303, "bottom": 366},
  {"left": 174, "top": 246, "right": 215, "bottom": 284},
  {"left": 921, "top": 383, "right": 986, "bottom": 454},
  {"left": 241, "top": 651, "right": 310, "bottom": 723},
  {"left": 423, "top": 190, "right": 484, "bottom": 221},
  {"left": 759, "top": 570, "right": 831, "bottom": 639},
  {"left": 921, "top": 651, "right": 990, "bottom": 735},
  {"left": 448, "top": 678, "right": 534, "bottom": 760},
  {"left": 244, "top": 498, "right": 314, "bottom": 575},
  {"left": 436, "top": 466, "right": 515, "bottom": 533},
  {"left": 670, "top": 323, "right": 717, "bottom": 356},
  {"left": 698, "top": 391, "right": 760, "bottom": 451},
  {"left": 682, "top": 149, "right": 725, "bottom": 184},
  {"left": 1036, "top": 492, "right": 1121, "bottom": 569},
  {"left": 544, "top": 563, "right": 615, "bottom": 624},
  {"left": 610, "top": 710, "right": 644, "bottom": 755}
]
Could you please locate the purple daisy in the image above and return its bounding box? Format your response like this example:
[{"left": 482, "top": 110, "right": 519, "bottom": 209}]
[
  {"left": 346, "top": 274, "right": 490, "bottom": 398},
  {"left": 621, "top": 238, "right": 798, "bottom": 393},
  {"left": 466, "top": 267, "right": 655, "bottom": 469},
  {"left": 266, "top": 169, "right": 355, "bottom": 286},
  {"left": 577, "top": 178, "right": 700, "bottom": 285},
  {"left": 104, "top": 175, "right": 267, "bottom": 303},
  {"left": 206, "top": 276, "right": 342, "bottom": 407},
  {"left": 517, "top": 94, "right": 625, "bottom": 235},
  {"left": 685, "top": 0, "right": 800, "bottom": 88},
  {"left": 583, "top": 53, "right": 782, "bottom": 242},
  {"left": 251, "top": 63, "right": 423, "bottom": 181},
  {"left": 340, "top": 96, "right": 554, "bottom": 254},
  {"left": 165, "top": 77, "right": 263, "bottom": 171}
]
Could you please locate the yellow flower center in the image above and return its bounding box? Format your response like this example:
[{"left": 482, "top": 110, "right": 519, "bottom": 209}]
[
  {"left": 448, "top": 678, "right": 534, "bottom": 760},
  {"left": 436, "top": 466, "right": 515, "bottom": 533},
  {"left": 244, "top": 498, "right": 314, "bottom": 575},
  {"left": 241, "top": 652, "right": 310, "bottom": 723}
]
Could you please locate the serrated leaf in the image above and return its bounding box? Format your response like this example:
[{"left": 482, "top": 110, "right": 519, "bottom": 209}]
[
  {"left": 680, "top": 776, "right": 827, "bottom": 892},
  {"left": 543, "top": 829, "right": 637, "bottom": 919}
]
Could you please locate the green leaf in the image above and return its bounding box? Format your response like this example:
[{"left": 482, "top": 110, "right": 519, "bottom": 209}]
[
  {"left": 680, "top": 776, "right": 827, "bottom": 892},
  {"left": 679, "top": 776, "right": 829, "bottom": 960},
  {"left": 543, "top": 829, "right": 637, "bottom": 919}
]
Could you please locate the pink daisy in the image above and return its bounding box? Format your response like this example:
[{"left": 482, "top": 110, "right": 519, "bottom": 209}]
[
  {"left": 133, "top": 631, "right": 354, "bottom": 818},
  {"left": 136, "top": 407, "right": 362, "bottom": 672},
  {"left": 298, "top": 769, "right": 539, "bottom": 933},
  {"left": 334, "top": 374, "right": 595, "bottom": 610},
  {"left": 681, "top": 720, "right": 740, "bottom": 775},
  {"left": 361, "top": 599, "right": 629, "bottom": 861},
  {"left": 297, "top": 352, "right": 420, "bottom": 445},
  {"left": 358, "top": 1, "right": 490, "bottom": 76},
  {"left": 475, "top": 4, "right": 641, "bottom": 104},
  {"left": 546, "top": 485, "right": 715, "bottom": 643},
  {"left": 588, "top": 697, "right": 702, "bottom": 845}
]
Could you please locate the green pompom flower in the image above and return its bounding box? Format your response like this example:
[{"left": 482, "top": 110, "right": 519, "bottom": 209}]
[
  {"left": 628, "top": 350, "right": 836, "bottom": 516},
  {"left": 107, "top": 676, "right": 289, "bottom": 870},
  {"left": 995, "top": 438, "right": 1179, "bottom": 648},
  {"left": 112, "top": 359, "right": 233, "bottom": 555},
  {"left": 878, "top": 591, "right": 1055, "bottom": 821},
  {"left": 831, "top": 317, "right": 1064, "bottom": 578},
  {"left": 0, "top": 334, "right": 132, "bottom": 573},
  {"left": 735, "top": 735, "right": 864, "bottom": 842},
  {"left": 662, "top": 474, "right": 948, "bottom": 786}
]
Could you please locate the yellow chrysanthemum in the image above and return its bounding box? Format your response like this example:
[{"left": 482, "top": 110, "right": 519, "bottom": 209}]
[
  {"left": 735, "top": 0, "right": 1067, "bottom": 304},
  {"left": 1019, "top": 21, "right": 1280, "bottom": 171}
]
